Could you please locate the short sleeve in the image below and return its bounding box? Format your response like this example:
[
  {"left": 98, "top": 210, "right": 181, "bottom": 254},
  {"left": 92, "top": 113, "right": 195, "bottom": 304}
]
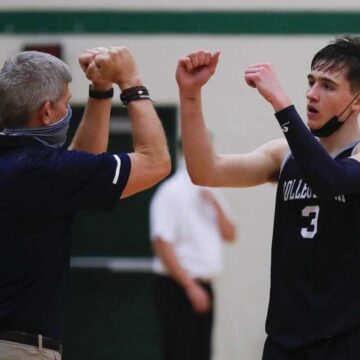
[
  {"left": 149, "top": 184, "right": 178, "bottom": 243},
  {"left": 47, "top": 149, "right": 131, "bottom": 211}
]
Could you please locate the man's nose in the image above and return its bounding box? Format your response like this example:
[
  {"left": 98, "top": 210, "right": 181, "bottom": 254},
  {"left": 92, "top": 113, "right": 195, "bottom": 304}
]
[{"left": 306, "top": 85, "right": 319, "bottom": 102}]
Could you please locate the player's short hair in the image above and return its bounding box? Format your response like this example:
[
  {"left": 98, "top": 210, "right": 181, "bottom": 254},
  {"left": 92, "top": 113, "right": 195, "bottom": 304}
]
[
  {"left": 0, "top": 51, "right": 72, "bottom": 129},
  {"left": 311, "top": 35, "right": 360, "bottom": 94}
]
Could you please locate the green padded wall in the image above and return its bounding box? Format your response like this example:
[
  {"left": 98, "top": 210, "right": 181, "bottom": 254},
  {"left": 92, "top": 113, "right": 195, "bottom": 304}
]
[{"left": 64, "top": 271, "right": 160, "bottom": 360}]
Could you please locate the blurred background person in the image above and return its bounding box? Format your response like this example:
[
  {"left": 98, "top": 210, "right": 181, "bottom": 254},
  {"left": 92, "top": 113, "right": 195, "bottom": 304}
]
[{"left": 150, "top": 141, "right": 236, "bottom": 360}]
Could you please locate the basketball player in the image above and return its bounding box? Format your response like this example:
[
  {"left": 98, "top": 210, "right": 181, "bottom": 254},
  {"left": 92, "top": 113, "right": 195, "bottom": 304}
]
[{"left": 176, "top": 36, "right": 360, "bottom": 359}]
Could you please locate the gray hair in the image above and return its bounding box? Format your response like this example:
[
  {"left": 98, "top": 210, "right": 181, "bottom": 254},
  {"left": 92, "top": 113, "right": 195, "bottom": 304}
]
[{"left": 0, "top": 51, "right": 72, "bottom": 128}]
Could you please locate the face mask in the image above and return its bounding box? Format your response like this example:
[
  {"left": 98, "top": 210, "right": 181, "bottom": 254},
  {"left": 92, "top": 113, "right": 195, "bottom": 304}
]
[
  {"left": 310, "top": 93, "right": 360, "bottom": 138},
  {"left": 3, "top": 105, "right": 72, "bottom": 148},
  {"left": 310, "top": 116, "right": 343, "bottom": 137}
]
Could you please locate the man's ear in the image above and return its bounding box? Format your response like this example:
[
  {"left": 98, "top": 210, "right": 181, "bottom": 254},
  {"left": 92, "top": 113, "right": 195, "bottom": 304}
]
[{"left": 38, "top": 101, "right": 52, "bottom": 125}]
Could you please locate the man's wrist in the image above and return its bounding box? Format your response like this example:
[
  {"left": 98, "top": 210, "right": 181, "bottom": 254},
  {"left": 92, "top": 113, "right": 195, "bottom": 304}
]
[
  {"left": 179, "top": 89, "right": 201, "bottom": 102},
  {"left": 117, "top": 77, "right": 143, "bottom": 91},
  {"left": 89, "top": 85, "right": 114, "bottom": 99},
  {"left": 120, "top": 86, "right": 152, "bottom": 106},
  {"left": 90, "top": 83, "right": 113, "bottom": 92},
  {"left": 271, "top": 94, "right": 292, "bottom": 113}
]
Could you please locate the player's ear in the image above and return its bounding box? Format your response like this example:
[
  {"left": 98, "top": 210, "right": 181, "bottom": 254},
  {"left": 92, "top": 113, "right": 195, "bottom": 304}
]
[
  {"left": 351, "top": 89, "right": 360, "bottom": 111},
  {"left": 352, "top": 106, "right": 360, "bottom": 115}
]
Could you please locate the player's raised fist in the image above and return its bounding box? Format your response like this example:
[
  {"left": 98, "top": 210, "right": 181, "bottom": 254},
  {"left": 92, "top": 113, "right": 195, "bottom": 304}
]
[{"left": 176, "top": 50, "right": 220, "bottom": 95}]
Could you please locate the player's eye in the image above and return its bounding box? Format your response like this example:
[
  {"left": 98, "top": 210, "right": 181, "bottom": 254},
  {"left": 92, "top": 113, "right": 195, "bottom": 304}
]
[{"left": 323, "top": 83, "right": 334, "bottom": 90}]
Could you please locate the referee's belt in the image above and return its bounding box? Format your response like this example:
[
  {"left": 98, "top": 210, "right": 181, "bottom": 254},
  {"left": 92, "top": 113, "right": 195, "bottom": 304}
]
[{"left": 0, "top": 330, "right": 62, "bottom": 353}]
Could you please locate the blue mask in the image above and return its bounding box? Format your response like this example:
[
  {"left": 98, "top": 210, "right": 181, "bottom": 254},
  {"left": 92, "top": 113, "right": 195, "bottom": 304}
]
[{"left": 3, "top": 106, "right": 72, "bottom": 148}]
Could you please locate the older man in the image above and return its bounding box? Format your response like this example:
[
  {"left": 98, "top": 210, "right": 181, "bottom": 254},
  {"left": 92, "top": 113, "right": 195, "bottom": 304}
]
[{"left": 0, "top": 46, "right": 170, "bottom": 360}]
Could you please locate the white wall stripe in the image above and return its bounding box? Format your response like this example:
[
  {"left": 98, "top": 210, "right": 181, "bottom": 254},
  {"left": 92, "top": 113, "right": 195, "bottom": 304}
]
[
  {"left": 70, "top": 256, "right": 152, "bottom": 272},
  {"left": 1, "top": 1, "right": 360, "bottom": 10},
  {"left": 112, "top": 154, "right": 121, "bottom": 184}
]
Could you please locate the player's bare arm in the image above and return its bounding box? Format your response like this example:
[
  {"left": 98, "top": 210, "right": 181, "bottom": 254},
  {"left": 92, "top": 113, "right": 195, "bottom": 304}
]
[
  {"left": 177, "top": 50, "right": 288, "bottom": 188},
  {"left": 211, "top": 139, "right": 289, "bottom": 187}
]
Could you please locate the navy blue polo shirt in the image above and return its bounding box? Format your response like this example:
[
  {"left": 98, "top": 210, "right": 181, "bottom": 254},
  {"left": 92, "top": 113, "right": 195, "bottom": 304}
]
[{"left": 0, "top": 135, "right": 131, "bottom": 340}]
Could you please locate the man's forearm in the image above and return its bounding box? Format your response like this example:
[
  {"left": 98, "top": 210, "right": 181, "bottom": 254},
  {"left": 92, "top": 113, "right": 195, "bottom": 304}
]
[
  {"left": 180, "top": 93, "right": 217, "bottom": 186},
  {"left": 121, "top": 98, "right": 171, "bottom": 196},
  {"left": 212, "top": 199, "right": 236, "bottom": 241},
  {"left": 129, "top": 100, "right": 169, "bottom": 165},
  {"left": 154, "top": 239, "right": 197, "bottom": 290},
  {"left": 69, "top": 96, "right": 112, "bottom": 153}
]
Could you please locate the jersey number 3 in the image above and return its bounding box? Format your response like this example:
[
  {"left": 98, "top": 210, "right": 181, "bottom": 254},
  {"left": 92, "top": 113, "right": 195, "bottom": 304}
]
[{"left": 301, "top": 205, "right": 319, "bottom": 239}]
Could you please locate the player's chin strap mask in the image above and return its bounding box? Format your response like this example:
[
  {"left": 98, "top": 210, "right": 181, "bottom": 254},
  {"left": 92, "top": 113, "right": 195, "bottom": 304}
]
[
  {"left": 3, "top": 105, "right": 72, "bottom": 148},
  {"left": 310, "top": 93, "right": 360, "bottom": 138}
]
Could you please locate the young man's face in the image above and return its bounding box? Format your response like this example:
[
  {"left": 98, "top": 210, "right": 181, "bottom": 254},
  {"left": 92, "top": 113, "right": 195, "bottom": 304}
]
[{"left": 306, "top": 67, "right": 356, "bottom": 130}]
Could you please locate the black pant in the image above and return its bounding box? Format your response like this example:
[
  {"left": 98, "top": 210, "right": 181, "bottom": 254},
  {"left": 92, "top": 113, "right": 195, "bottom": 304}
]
[
  {"left": 263, "top": 328, "right": 360, "bottom": 360},
  {"left": 154, "top": 275, "right": 214, "bottom": 360}
]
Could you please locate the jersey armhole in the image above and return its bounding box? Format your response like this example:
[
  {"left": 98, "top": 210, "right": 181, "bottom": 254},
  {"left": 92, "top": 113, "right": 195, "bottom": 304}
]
[{"left": 279, "top": 151, "right": 292, "bottom": 178}]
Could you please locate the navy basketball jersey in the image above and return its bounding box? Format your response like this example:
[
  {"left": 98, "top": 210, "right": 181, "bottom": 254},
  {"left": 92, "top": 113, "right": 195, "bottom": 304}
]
[{"left": 265, "top": 142, "right": 360, "bottom": 349}]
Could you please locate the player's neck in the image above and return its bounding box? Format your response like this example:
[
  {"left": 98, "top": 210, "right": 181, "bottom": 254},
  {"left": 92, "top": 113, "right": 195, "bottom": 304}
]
[{"left": 319, "top": 116, "right": 360, "bottom": 155}]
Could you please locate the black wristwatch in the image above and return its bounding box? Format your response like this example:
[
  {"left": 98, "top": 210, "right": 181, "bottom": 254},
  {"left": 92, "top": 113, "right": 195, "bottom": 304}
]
[{"left": 89, "top": 85, "right": 114, "bottom": 99}]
